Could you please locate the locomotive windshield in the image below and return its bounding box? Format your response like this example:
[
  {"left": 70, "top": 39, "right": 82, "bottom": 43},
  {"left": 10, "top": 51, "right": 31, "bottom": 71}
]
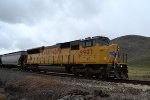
[{"left": 98, "top": 37, "right": 110, "bottom": 46}]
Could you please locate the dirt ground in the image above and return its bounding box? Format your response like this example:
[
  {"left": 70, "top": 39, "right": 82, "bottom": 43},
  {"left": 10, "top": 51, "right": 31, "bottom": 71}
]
[{"left": 0, "top": 68, "right": 150, "bottom": 100}]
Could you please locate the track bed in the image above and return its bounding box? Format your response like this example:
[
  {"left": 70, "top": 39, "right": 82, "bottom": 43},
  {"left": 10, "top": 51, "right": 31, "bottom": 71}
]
[{"left": 0, "top": 68, "right": 150, "bottom": 100}]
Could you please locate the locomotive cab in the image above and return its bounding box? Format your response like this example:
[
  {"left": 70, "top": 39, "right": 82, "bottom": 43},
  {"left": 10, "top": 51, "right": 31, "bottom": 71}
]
[{"left": 79, "top": 36, "right": 128, "bottom": 79}]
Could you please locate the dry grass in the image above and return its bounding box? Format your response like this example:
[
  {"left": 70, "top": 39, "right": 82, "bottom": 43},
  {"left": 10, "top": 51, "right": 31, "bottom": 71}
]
[
  {"left": 0, "top": 69, "right": 63, "bottom": 100},
  {"left": 128, "top": 67, "right": 150, "bottom": 77},
  {"left": 0, "top": 94, "right": 7, "bottom": 100},
  {"left": 16, "top": 76, "right": 60, "bottom": 92}
]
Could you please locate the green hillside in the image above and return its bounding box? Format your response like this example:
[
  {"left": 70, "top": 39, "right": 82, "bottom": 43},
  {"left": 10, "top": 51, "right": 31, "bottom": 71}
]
[{"left": 111, "top": 35, "right": 150, "bottom": 68}]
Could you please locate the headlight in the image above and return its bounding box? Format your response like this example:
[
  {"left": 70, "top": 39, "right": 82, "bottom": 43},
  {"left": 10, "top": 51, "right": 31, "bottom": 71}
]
[{"left": 121, "top": 65, "right": 123, "bottom": 68}]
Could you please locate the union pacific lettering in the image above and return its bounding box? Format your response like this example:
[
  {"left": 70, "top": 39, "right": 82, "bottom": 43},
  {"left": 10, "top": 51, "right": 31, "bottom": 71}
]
[{"left": 52, "top": 48, "right": 60, "bottom": 54}]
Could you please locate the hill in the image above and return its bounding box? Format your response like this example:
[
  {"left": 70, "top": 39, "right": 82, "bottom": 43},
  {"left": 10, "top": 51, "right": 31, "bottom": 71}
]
[{"left": 111, "top": 35, "right": 150, "bottom": 68}]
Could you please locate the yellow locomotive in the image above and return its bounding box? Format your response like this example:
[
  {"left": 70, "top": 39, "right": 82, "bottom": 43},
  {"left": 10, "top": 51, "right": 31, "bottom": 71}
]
[{"left": 26, "top": 36, "right": 128, "bottom": 79}]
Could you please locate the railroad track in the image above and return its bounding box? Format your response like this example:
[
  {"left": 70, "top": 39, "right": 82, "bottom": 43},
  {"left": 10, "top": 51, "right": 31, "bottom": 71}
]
[
  {"left": 102, "top": 79, "right": 150, "bottom": 86},
  {"left": 45, "top": 72, "right": 150, "bottom": 86},
  {"left": 2, "top": 68, "right": 150, "bottom": 86},
  {"left": 26, "top": 70, "right": 150, "bottom": 86}
]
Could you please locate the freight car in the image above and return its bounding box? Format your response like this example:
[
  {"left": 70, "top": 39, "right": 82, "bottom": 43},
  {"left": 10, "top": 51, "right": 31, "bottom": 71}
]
[
  {"left": 0, "top": 51, "right": 27, "bottom": 69},
  {"left": 25, "top": 36, "right": 128, "bottom": 79},
  {"left": 0, "top": 55, "right": 1, "bottom": 65}
]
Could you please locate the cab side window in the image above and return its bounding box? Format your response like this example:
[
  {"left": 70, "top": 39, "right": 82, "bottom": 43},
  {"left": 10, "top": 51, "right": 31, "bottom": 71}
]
[
  {"left": 82, "top": 40, "right": 96, "bottom": 47},
  {"left": 85, "top": 41, "right": 92, "bottom": 47}
]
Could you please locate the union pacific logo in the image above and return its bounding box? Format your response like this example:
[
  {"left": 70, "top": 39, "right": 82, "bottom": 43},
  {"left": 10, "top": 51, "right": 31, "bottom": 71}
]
[{"left": 109, "top": 51, "right": 117, "bottom": 57}]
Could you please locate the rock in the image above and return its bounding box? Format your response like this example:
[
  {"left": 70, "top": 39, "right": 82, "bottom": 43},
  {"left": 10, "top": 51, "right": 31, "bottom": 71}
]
[
  {"left": 94, "top": 90, "right": 102, "bottom": 96},
  {"left": 0, "top": 88, "right": 5, "bottom": 93},
  {"left": 58, "top": 95, "right": 85, "bottom": 100},
  {"left": 85, "top": 95, "right": 94, "bottom": 100},
  {"left": 94, "top": 90, "right": 110, "bottom": 97},
  {"left": 58, "top": 95, "right": 72, "bottom": 100},
  {"left": 73, "top": 95, "right": 85, "bottom": 100},
  {"left": 68, "top": 89, "right": 89, "bottom": 96}
]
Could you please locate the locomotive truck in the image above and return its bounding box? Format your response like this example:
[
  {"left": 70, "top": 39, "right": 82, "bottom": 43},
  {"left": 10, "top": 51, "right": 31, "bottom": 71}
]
[{"left": 0, "top": 36, "right": 128, "bottom": 79}]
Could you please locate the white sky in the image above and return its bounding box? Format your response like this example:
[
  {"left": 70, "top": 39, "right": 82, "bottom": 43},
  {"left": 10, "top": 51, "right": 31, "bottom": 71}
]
[{"left": 0, "top": 0, "right": 150, "bottom": 54}]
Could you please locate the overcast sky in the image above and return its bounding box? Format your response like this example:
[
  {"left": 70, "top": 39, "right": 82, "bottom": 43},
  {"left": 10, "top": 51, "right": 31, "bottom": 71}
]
[{"left": 0, "top": 0, "right": 150, "bottom": 54}]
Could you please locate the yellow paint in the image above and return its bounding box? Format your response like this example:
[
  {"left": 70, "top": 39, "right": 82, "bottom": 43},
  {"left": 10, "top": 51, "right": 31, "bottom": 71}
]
[{"left": 27, "top": 43, "right": 126, "bottom": 65}]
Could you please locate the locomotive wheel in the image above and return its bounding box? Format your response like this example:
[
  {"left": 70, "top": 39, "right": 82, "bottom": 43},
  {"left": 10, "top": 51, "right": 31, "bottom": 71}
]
[
  {"left": 115, "top": 68, "right": 128, "bottom": 79},
  {"left": 74, "top": 73, "right": 79, "bottom": 76},
  {"left": 72, "top": 67, "right": 79, "bottom": 76},
  {"left": 102, "top": 74, "right": 108, "bottom": 79},
  {"left": 95, "top": 74, "right": 100, "bottom": 78},
  {"left": 101, "top": 67, "right": 108, "bottom": 79},
  {"left": 31, "top": 66, "right": 39, "bottom": 72},
  {"left": 114, "top": 71, "right": 121, "bottom": 79},
  {"left": 85, "top": 68, "right": 93, "bottom": 78},
  {"left": 27, "top": 67, "right": 31, "bottom": 71},
  {"left": 114, "top": 64, "right": 122, "bottom": 79},
  {"left": 121, "top": 72, "right": 128, "bottom": 79}
]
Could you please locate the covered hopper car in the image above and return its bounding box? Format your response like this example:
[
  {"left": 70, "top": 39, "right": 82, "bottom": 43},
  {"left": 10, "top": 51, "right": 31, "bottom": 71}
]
[
  {"left": 1, "top": 51, "right": 27, "bottom": 68},
  {"left": 0, "top": 55, "right": 1, "bottom": 65}
]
